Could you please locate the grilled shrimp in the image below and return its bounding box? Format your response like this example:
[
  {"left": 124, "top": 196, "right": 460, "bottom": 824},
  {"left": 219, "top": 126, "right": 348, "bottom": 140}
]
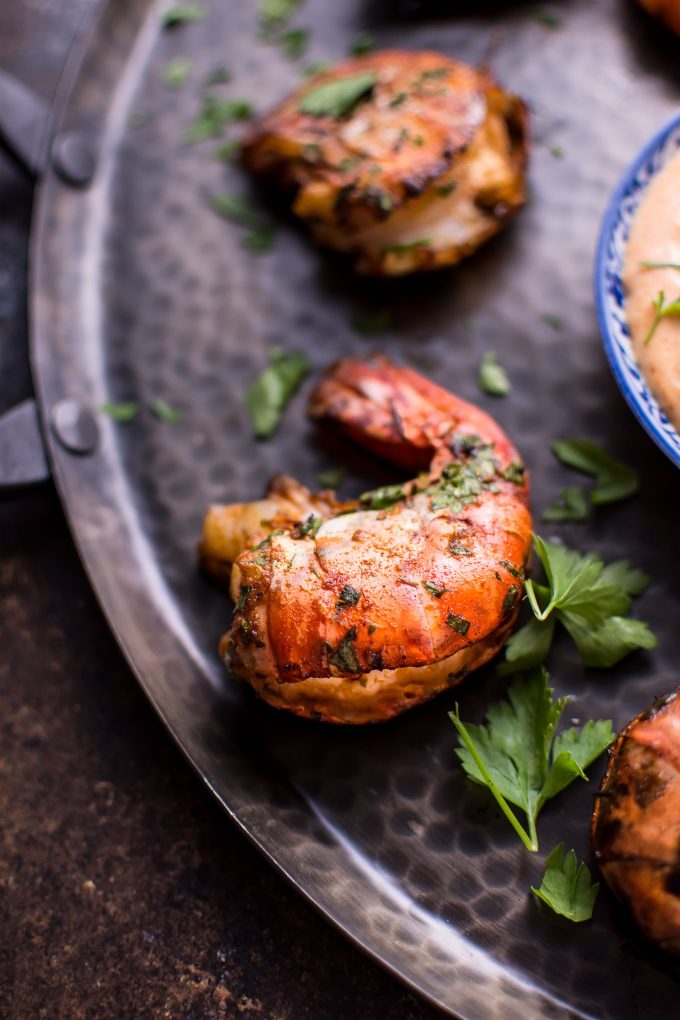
[
  {"left": 592, "top": 688, "right": 680, "bottom": 954},
  {"left": 200, "top": 357, "right": 531, "bottom": 724},
  {"left": 242, "top": 51, "right": 528, "bottom": 276}
]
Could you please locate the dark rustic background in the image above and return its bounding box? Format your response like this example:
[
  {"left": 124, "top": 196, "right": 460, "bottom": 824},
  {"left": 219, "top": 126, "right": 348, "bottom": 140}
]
[{"left": 0, "top": 3, "right": 438, "bottom": 1017}]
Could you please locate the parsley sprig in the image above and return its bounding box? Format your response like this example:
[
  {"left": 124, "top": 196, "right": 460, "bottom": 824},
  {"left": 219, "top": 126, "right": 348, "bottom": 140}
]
[
  {"left": 532, "top": 844, "right": 599, "bottom": 922},
  {"left": 500, "top": 535, "right": 655, "bottom": 673},
  {"left": 450, "top": 669, "right": 613, "bottom": 852}
]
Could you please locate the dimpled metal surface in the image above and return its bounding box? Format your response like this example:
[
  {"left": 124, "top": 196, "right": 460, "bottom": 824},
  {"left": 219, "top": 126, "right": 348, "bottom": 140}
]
[{"left": 31, "top": 0, "right": 680, "bottom": 1016}]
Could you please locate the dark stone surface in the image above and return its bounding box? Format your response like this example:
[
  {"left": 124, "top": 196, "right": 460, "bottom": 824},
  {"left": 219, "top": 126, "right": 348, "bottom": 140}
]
[{"left": 0, "top": 5, "right": 438, "bottom": 1018}]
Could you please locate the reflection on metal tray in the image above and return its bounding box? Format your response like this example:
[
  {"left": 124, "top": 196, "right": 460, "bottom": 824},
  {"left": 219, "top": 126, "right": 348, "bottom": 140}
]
[{"left": 29, "top": 0, "right": 680, "bottom": 1016}]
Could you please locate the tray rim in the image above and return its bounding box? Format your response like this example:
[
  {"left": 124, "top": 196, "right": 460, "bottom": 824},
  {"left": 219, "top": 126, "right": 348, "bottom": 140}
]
[{"left": 25, "top": 2, "right": 630, "bottom": 1017}]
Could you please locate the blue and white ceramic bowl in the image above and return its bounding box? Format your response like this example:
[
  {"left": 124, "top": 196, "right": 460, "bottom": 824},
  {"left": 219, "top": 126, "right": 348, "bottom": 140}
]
[{"left": 595, "top": 109, "right": 680, "bottom": 470}]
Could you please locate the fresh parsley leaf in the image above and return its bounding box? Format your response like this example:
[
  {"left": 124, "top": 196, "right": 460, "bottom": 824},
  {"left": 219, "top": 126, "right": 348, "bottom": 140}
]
[
  {"left": 280, "top": 27, "right": 309, "bottom": 59},
  {"left": 101, "top": 401, "right": 139, "bottom": 423},
  {"left": 423, "top": 580, "right": 447, "bottom": 598},
  {"left": 599, "top": 559, "right": 650, "bottom": 596},
  {"left": 644, "top": 290, "right": 680, "bottom": 345},
  {"left": 352, "top": 309, "right": 391, "bottom": 335},
  {"left": 299, "top": 71, "right": 377, "bottom": 118},
  {"left": 496, "top": 615, "right": 555, "bottom": 676},
  {"left": 526, "top": 536, "right": 628, "bottom": 623},
  {"left": 532, "top": 844, "right": 598, "bottom": 922},
  {"left": 162, "top": 3, "right": 206, "bottom": 28},
  {"left": 513, "top": 535, "right": 656, "bottom": 669},
  {"left": 245, "top": 349, "right": 310, "bottom": 440},
  {"left": 150, "top": 399, "right": 182, "bottom": 424},
  {"left": 350, "top": 31, "right": 375, "bottom": 56},
  {"left": 163, "top": 57, "right": 192, "bottom": 88},
  {"left": 478, "top": 352, "right": 510, "bottom": 397},
  {"left": 542, "top": 486, "right": 591, "bottom": 522},
  {"left": 317, "top": 466, "right": 346, "bottom": 489},
  {"left": 551, "top": 438, "right": 639, "bottom": 505},
  {"left": 557, "top": 612, "right": 657, "bottom": 668},
  {"left": 450, "top": 669, "right": 613, "bottom": 851},
  {"left": 185, "top": 96, "right": 252, "bottom": 143}
]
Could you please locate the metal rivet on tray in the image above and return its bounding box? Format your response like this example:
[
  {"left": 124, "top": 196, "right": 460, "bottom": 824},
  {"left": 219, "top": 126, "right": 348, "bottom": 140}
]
[
  {"left": 51, "top": 132, "right": 96, "bottom": 187},
  {"left": 50, "top": 399, "right": 99, "bottom": 455}
]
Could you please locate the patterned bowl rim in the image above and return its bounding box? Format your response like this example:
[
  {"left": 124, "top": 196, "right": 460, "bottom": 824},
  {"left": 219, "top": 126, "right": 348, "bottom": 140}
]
[{"left": 594, "top": 106, "right": 680, "bottom": 471}]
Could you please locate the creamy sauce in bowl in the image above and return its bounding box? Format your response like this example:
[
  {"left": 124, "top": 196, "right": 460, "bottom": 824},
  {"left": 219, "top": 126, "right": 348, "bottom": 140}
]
[{"left": 624, "top": 149, "right": 680, "bottom": 432}]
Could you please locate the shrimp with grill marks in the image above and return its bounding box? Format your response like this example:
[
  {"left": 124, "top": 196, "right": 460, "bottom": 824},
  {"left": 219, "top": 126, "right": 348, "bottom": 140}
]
[
  {"left": 242, "top": 50, "right": 528, "bottom": 276},
  {"left": 592, "top": 687, "right": 680, "bottom": 954},
  {"left": 200, "top": 356, "right": 532, "bottom": 724}
]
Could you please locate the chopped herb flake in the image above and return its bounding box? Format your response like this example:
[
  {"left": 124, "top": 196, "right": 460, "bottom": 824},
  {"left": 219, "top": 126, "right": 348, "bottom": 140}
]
[
  {"left": 350, "top": 31, "right": 375, "bottom": 56},
  {"left": 478, "top": 352, "right": 510, "bottom": 397},
  {"left": 424, "top": 580, "right": 447, "bottom": 598},
  {"left": 205, "top": 66, "right": 231, "bottom": 85},
  {"left": 352, "top": 309, "right": 392, "bottom": 335},
  {"left": 316, "top": 466, "right": 346, "bottom": 489},
  {"left": 185, "top": 96, "right": 252, "bottom": 143},
  {"left": 163, "top": 57, "right": 192, "bottom": 88},
  {"left": 337, "top": 584, "right": 361, "bottom": 607},
  {"left": 215, "top": 140, "right": 240, "bottom": 161},
  {"left": 234, "top": 585, "right": 251, "bottom": 612},
  {"left": 382, "top": 238, "right": 432, "bottom": 256},
  {"left": 101, "top": 401, "right": 139, "bottom": 423},
  {"left": 532, "top": 10, "right": 560, "bottom": 28},
  {"left": 294, "top": 514, "right": 322, "bottom": 538},
  {"left": 162, "top": 3, "right": 206, "bottom": 28},
  {"left": 450, "top": 540, "right": 473, "bottom": 556},
  {"left": 328, "top": 626, "right": 360, "bottom": 673},
  {"left": 150, "top": 399, "right": 182, "bottom": 424},
  {"left": 280, "top": 27, "right": 309, "bottom": 59},
  {"left": 259, "top": 0, "right": 299, "bottom": 24},
  {"left": 446, "top": 613, "right": 470, "bottom": 636},
  {"left": 299, "top": 71, "right": 377, "bottom": 118},
  {"left": 241, "top": 226, "right": 277, "bottom": 253},
  {"left": 359, "top": 483, "right": 405, "bottom": 510},
  {"left": 245, "top": 349, "right": 310, "bottom": 440}
]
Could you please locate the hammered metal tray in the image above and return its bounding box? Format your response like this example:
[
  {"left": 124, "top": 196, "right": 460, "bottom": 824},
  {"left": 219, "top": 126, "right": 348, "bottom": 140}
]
[{"left": 31, "top": 1, "right": 680, "bottom": 1016}]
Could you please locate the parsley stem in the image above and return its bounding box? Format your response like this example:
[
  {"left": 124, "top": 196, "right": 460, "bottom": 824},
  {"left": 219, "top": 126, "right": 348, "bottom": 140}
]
[
  {"left": 450, "top": 708, "right": 538, "bottom": 852},
  {"left": 525, "top": 579, "right": 554, "bottom": 622}
]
